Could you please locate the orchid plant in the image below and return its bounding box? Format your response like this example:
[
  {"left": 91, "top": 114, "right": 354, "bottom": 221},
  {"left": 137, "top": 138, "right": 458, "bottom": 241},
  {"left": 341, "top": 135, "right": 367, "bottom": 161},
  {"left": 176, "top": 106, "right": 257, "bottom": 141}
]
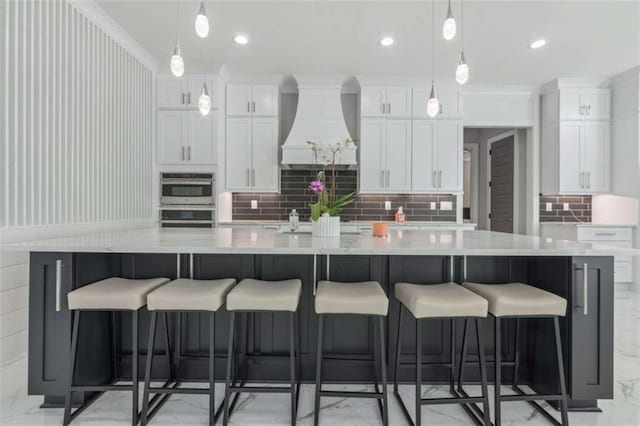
[{"left": 307, "top": 138, "right": 356, "bottom": 221}]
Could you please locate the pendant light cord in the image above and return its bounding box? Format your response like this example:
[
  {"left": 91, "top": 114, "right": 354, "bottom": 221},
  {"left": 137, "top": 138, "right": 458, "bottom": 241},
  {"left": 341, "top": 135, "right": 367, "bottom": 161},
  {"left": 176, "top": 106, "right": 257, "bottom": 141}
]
[
  {"left": 461, "top": 0, "right": 464, "bottom": 46},
  {"left": 431, "top": 0, "right": 434, "bottom": 79},
  {"left": 176, "top": 0, "right": 180, "bottom": 43}
]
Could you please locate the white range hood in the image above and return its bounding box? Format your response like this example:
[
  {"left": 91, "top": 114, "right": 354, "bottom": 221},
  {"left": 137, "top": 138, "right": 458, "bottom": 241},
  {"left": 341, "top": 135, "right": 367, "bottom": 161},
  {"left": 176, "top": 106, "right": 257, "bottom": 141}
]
[{"left": 281, "top": 75, "right": 357, "bottom": 167}]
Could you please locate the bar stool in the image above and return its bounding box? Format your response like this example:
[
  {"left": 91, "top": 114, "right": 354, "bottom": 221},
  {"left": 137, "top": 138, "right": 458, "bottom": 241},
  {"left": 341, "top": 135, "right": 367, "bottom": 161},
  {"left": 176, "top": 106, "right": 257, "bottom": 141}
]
[
  {"left": 223, "top": 278, "right": 302, "bottom": 426},
  {"left": 314, "top": 280, "right": 390, "bottom": 426},
  {"left": 140, "top": 278, "right": 237, "bottom": 425},
  {"left": 393, "top": 282, "right": 491, "bottom": 426},
  {"left": 462, "top": 282, "right": 569, "bottom": 426},
  {"left": 63, "top": 277, "right": 170, "bottom": 426}
]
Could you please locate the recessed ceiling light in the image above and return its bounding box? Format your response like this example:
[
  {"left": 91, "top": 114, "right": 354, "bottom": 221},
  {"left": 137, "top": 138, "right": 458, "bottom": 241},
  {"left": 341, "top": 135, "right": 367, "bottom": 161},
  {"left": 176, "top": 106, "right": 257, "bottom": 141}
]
[
  {"left": 234, "top": 34, "right": 249, "bottom": 45},
  {"left": 380, "top": 37, "right": 394, "bottom": 47},
  {"left": 529, "top": 39, "right": 547, "bottom": 49}
]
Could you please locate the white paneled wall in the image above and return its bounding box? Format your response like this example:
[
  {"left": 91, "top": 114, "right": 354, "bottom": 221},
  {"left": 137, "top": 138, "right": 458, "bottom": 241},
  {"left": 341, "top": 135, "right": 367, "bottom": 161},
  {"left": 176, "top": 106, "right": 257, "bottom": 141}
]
[{"left": 1, "top": 0, "right": 154, "bottom": 228}]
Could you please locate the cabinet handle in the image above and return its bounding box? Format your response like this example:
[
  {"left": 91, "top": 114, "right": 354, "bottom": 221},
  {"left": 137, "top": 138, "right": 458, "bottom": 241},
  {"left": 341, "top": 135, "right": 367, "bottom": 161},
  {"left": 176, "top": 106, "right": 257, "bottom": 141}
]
[
  {"left": 582, "top": 262, "right": 588, "bottom": 315},
  {"left": 439, "top": 170, "right": 443, "bottom": 188},
  {"left": 55, "top": 260, "right": 63, "bottom": 312},
  {"left": 587, "top": 171, "right": 590, "bottom": 188},
  {"left": 247, "top": 169, "right": 251, "bottom": 186},
  {"left": 381, "top": 103, "right": 385, "bottom": 114},
  {"left": 587, "top": 105, "right": 591, "bottom": 116},
  {"left": 182, "top": 146, "right": 185, "bottom": 161},
  {"left": 182, "top": 93, "right": 186, "bottom": 105},
  {"left": 251, "top": 169, "right": 256, "bottom": 186},
  {"left": 252, "top": 101, "right": 256, "bottom": 113},
  {"left": 439, "top": 104, "right": 443, "bottom": 114},
  {"left": 432, "top": 171, "right": 437, "bottom": 188},
  {"left": 387, "top": 102, "right": 391, "bottom": 114},
  {"left": 380, "top": 170, "right": 385, "bottom": 187},
  {"left": 579, "top": 105, "right": 584, "bottom": 116},
  {"left": 187, "top": 92, "right": 191, "bottom": 105},
  {"left": 594, "top": 232, "right": 617, "bottom": 236},
  {"left": 188, "top": 146, "right": 191, "bottom": 161},
  {"left": 247, "top": 102, "right": 251, "bottom": 113},
  {"left": 386, "top": 170, "right": 390, "bottom": 187}
]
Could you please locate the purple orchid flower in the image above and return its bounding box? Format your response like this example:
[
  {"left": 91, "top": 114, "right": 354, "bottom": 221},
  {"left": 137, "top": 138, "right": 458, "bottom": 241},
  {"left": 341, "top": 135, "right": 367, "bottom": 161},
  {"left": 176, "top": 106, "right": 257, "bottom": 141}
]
[{"left": 308, "top": 180, "right": 325, "bottom": 193}]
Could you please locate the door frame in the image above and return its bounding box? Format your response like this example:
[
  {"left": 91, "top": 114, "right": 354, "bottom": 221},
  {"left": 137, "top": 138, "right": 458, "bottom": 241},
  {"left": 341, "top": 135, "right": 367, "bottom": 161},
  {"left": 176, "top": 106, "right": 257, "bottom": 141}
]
[
  {"left": 487, "top": 130, "right": 518, "bottom": 232},
  {"left": 463, "top": 143, "right": 479, "bottom": 225}
]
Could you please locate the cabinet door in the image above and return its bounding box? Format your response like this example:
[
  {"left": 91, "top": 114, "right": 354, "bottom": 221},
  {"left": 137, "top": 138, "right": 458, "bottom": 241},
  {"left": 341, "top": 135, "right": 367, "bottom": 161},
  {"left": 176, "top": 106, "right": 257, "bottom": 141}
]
[
  {"left": 385, "top": 119, "right": 412, "bottom": 191},
  {"left": 558, "top": 122, "right": 584, "bottom": 193},
  {"left": 187, "top": 112, "right": 215, "bottom": 164},
  {"left": 435, "top": 121, "right": 463, "bottom": 192},
  {"left": 386, "top": 87, "right": 412, "bottom": 118},
  {"left": 559, "top": 89, "right": 583, "bottom": 120},
  {"left": 157, "top": 111, "right": 187, "bottom": 164},
  {"left": 359, "top": 118, "right": 387, "bottom": 192},
  {"left": 583, "top": 121, "right": 610, "bottom": 192},
  {"left": 251, "top": 117, "right": 279, "bottom": 192},
  {"left": 411, "top": 120, "right": 436, "bottom": 191},
  {"left": 571, "top": 257, "right": 614, "bottom": 400},
  {"left": 361, "top": 87, "right": 387, "bottom": 118},
  {"left": 157, "top": 77, "right": 187, "bottom": 109},
  {"left": 225, "top": 117, "right": 252, "bottom": 190},
  {"left": 252, "top": 85, "right": 278, "bottom": 116},
  {"left": 580, "top": 89, "right": 610, "bottom": 121},
  {"left": 226, "top": 84, "right": 253, "bottom": 116}
]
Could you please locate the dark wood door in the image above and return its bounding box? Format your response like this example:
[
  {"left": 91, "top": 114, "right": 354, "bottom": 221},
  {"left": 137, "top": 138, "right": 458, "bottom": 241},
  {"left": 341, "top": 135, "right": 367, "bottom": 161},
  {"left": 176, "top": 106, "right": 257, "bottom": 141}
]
[{"left": 490, "top": 136, "right": 514, "bottom": 233}]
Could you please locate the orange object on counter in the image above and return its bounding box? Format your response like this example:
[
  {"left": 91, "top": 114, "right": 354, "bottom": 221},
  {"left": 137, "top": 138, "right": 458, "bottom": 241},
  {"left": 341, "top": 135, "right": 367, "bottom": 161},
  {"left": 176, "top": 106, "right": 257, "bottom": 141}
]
[{"left": 372, "top": 222, "right": 388, "bottom": 237}]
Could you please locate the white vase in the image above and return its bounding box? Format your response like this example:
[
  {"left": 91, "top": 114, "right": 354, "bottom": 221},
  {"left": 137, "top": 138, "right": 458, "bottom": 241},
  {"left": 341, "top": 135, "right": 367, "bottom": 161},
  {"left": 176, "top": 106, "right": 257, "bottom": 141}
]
[{"left": 312, "top": 215, "right": 340, "bottom": 238}]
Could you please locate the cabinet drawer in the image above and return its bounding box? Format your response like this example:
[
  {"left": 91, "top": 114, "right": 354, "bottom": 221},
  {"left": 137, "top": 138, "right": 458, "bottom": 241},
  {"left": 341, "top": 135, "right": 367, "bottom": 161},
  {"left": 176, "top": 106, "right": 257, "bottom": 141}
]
[
  {"left": 577, "top": 227, "right": 632, "bottom": 241},
  {"left": 614, "top": 260, "right": 633, "bottom": 283}
]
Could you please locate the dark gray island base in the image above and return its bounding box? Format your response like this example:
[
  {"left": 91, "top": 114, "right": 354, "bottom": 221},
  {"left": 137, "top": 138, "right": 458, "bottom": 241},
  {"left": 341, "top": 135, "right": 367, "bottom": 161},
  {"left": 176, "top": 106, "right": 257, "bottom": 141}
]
[{"left": 29, "top": 252, "right": 613, "bottom": 413}]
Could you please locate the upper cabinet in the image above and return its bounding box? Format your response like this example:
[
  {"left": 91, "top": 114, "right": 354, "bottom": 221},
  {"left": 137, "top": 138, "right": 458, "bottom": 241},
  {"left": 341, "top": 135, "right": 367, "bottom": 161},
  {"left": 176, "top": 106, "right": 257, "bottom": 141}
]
[
  {"left": 361, "top": 86, "right": 412, "bottom": 118},
  {"left": 412, "top": 120, "right": 463, "bottom": 192},
  {"left": 559, "top": 88, "right": 611, "bottom": 121},
  {"left": 156, "top": 75, "right": 217, "bottom": 165},
  {"left": 226, "top": 84, "right": 278, "bottom": 117},
  {"left": 413, "top": 86, "right": 463, "bottom": 119},
  {"left": 541, "top": 83, "right": 611, "bottom": 194}
]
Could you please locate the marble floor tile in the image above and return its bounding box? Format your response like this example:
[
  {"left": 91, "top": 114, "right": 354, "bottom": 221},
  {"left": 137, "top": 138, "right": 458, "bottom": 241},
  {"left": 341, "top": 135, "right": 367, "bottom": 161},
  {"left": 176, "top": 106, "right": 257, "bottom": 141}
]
[{"left": 2, "top": 288, "right": 639, "bottom": 426}]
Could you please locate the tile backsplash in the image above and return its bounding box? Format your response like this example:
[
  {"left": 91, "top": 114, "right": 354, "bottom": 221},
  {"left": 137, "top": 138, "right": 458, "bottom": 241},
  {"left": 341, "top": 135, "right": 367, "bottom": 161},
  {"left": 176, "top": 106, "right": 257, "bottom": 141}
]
[
  {"left": 232, "top": 170, "right": 457, "bottom": 222},
  {"left": 539, "top": 195, "right": 592, "bottom": 223}
]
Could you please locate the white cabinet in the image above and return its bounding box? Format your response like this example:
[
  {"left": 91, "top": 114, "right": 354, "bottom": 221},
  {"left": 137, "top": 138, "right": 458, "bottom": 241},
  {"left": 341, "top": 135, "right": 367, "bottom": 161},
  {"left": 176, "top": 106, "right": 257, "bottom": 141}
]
[
  {"left": 413, "top": 86, "right": 462, "bottom": 119},
  {"left": 556, "top": 121, "right": 610, "bottom": 193},
  {"left": 157, "top": 75, "right": 213, "bottom": 110},
  {"left": 157, "top": 111, "right": 215, "bottom": 164},
  {"left": 559, "top": 88, "right": 610, "bottom": 121},
  {"left": 226, "top": 85, "right": 278, "bottom": 117},
  {"left": 412, "top": 120, "right": 463, "bottom": 192},
  {"left": 359, "top": 118, "right": 411, "bottom": 192},
  {"left": 361, "top": 86, "right": 412, "bottom": 118},
  {"left": 542, "top": 84, "right": 611, "bottom": 194},
  {"left": 225, "top": 117, "right": 279, "bottom": 192},
  {"left": 577, "top": 226, "right": 634, "bottom": 283}
]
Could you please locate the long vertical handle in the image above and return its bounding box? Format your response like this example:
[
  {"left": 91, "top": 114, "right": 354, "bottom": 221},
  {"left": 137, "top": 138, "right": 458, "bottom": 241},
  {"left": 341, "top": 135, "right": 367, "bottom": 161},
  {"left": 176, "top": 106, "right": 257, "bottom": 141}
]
[
  {"left": 433, "top": 170, "right": 437, "bottom": 188},
  {"left": 579, "top": 105, "right": 584, "bottom": 116},
  {"left": 187, "top": 92, "right": 191, "bottom": 105},
  {"left": 381, "top": 103, "right": 385, "bottom": 114},
  {"left": 247, "top": 102, "right": 251, "bottom": 113},
  {"left": 381, "top": 170, "right": 385, "bottom": 187},
  {"left": 182, "top": 93, "right": 185, "bottom": 105},
  {"left": 188, "top": 146, "right": 191, "bottom": 161},
  {"left": 313, "top": 255, "right": 317, "bottom": 296},
  {"left": 582, "top": 262, "right": 588, "bottom": 315},
  {"left": 386, "top": 170, "right": 390, "bottom": 187},
  {"left": 587, "top": 171, "right": 591, "bottom": 189},
  {"left": 251, "top": 169, "right": 256, "bottom": 186},
  {"left": 247, "top": 169, "right": 251, "bottom": 186},
  {"left": 252, "top": 101, "right": 256, "bottom": 113},
  {"left": 55, "top": 260, "right": 63, "bottom": 312},
  {"left": 438, "top": 170, "right": 443, "bottom": 188},
  {"left": 387, "top": 102, "right": 391, "bottom": 115},
  {"left": 182, "top": 146, "right": 185, "bottom": 161}
]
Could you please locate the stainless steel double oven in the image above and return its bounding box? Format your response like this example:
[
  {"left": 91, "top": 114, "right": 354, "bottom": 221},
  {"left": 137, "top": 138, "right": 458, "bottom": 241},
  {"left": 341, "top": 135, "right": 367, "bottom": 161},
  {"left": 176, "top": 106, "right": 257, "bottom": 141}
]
[{"left": 159, "top": 172, "right": 215, "bottom": 227}]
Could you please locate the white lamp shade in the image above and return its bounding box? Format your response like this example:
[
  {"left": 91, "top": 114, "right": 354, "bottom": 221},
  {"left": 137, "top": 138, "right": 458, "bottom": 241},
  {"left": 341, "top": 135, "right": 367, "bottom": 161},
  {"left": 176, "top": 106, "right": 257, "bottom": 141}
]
[
  {"left": 199, "top": 93, "right": 211, "bottom": 116},
  {"left": 456, "top": 62, "right": 469, "bottom": 85},
  {"left": 443, "top": 17, "right": 456, "bottom": 40},
  {"left": 170, "top": 54, "right": 184, "bottom": 77},
  {"left": 427, "top": 97, "right": 440, "bottom": 118},
  {"left": 195, "top": 14, "right": 209, "bottom": 38}
]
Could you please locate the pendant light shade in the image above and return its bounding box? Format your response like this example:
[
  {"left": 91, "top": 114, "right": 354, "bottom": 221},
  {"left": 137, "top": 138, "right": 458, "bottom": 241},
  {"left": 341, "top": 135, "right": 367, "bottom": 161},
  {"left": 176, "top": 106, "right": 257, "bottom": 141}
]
[
  {"left": 456, "top": 51, "right": 469, "bottom": 85},
  {"left": 442, "top": 0, "right": 456, "bottom": 41},
  {"left": 198, "top": 82, "right": 211, "bottom": 116},
  {"left": 195, "top": 1, "right": 210, "bottom": 38},
  {"left": 427, "top": 82, "right": 440, "bottom": 118},
  {"left": 170, "top": 40, "right": 184, "bottom": 77}
]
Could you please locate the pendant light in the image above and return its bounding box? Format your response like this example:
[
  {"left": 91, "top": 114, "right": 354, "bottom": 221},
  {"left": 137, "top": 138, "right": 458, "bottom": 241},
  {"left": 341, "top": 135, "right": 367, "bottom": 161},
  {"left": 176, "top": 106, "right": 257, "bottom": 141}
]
[
  {"left": 455, "top": 0, "right": 469, "bottom": 85},
  {"left": 198, "top": 82, "right": 211, "bottom": 116},
  {"left": 442, "top": 0, "right": 456, "bottom": 41},
  {"left": 427, "top": 0, "right": 440, "bottom": 118},
  {"left": 194, "top": 1, "right": 210, "bottom": 38},
  {"left": 170, "top": 1, "right": 184, "bottom": 77}
]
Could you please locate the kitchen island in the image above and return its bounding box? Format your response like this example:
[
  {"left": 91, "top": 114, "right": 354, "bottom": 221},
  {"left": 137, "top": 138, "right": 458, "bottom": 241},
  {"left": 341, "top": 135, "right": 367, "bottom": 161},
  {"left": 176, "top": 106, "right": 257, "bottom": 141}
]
[{"left": 8, "top": 227, "right": 637, "bottom": 413}]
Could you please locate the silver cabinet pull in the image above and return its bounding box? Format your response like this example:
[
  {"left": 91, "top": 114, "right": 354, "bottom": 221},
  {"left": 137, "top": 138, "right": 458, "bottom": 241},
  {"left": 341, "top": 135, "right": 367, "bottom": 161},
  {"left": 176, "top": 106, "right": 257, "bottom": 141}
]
[
  {"left": 439, "top": 104, "right": 443, "bottom": 114},
  {"left": 313, "top": 255, "right": 318, "bottom": 296},
  {"left": 438, "top": 170, "right": 443, "bottom": 188},
  {"left": 380, "top": 170, "right": 385, "bottom": 187},
  {"left": 381, "top": 103, "right": 385, "bottom": 114},
  {"left": 182, "top": 93, "right": 186, "bottom": 105},
  {"left": 247, "top": 102, "right": 251, "bottom": 113},
  {"left": 587, "top": 105, "right": 592, "bottom": 116},
  {"left": 587, "top": 171, "right": 591, "bottom": 189},
  {"left": 182, "top": 146, "right": 185, "bottom": 161},
  {"left": 583, "top": 262, "right": 588, "bottom": 315},
  {"left": 432, "top": 171, "right": 437, "bottom": 188},
  {"left": 251, "top": 169, "right": 256, "bottom": 186},
  {"left": 579, "top": 105, "right": 584, "bottom": 116},
  {"left": 187, "top": 92, "right": 191, "bottom": 105},
  {"left": 55, "top": 260, "right": 63, "bottom": 312},
  {"left": 188, "top": 146, "right": 191, "bottom": 161},
  {"left": 247, "top": 169, "right": 251, "bottom": 186},
  {"left": 387, "top": 102, "right": 391, "bottom": 114},
  {"left": 252, "top": 101, "right": 256, "bottom": 113},
  {"left": 386, "top": 170, "right": 390, "bottom": 187}
]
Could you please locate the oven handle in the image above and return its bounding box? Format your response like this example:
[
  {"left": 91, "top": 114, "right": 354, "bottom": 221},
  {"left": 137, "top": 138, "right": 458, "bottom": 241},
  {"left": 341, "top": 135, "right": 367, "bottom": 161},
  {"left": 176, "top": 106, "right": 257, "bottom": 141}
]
[{"left": 160, "top": 179, "right": 212, "bottom": 185}]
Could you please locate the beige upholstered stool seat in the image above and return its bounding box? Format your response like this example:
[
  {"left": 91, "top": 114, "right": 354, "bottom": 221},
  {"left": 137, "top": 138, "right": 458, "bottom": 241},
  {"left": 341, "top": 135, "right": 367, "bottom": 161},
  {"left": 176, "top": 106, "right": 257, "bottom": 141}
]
[
  {"left": 226, "top": 278, "right": 302, "bottom": 312},
  {"left": 315, "top": 281, "right": 389, "bottom": 316},
  {"left": 463, "top": 282, "right": 567, "bottom": 317},
  {"left": 395, "top": 282, "right": 488, "bottom": 319},
  {"left": 146, "top": 278, "right": 236, "bottom": 312},
  {"left": 67, "top": 277, "right": 170, "bottom": 310}
]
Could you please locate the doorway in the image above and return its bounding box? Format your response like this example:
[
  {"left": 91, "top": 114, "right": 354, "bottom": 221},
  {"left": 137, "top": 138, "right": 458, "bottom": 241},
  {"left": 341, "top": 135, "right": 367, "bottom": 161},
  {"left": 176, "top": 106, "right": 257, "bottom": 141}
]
[{"left": 489, "top": 136, "right": 515, "bottom": 232}]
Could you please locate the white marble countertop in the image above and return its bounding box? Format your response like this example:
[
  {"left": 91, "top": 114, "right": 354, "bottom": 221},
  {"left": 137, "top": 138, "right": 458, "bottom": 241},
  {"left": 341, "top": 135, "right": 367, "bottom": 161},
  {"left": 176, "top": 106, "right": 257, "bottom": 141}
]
[
  {"left": 5, "top": 227, "right": 640, "bottom": 256},
  {"left": 219, "top": 220, "right": 477, "bottom": 228}
]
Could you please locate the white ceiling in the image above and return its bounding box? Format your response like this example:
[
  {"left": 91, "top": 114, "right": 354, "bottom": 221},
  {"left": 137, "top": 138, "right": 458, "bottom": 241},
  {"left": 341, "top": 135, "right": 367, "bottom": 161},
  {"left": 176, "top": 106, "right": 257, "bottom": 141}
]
[{"left": 96, "top": 0, "right": 640, "bottom": 86}]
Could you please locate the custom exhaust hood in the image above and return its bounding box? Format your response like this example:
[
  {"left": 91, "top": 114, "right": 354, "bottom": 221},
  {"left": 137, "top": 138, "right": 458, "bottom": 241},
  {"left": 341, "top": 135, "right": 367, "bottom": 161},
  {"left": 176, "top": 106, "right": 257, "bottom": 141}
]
[{"left": 281, "top": 75, "right": 357, "bottom": 168}]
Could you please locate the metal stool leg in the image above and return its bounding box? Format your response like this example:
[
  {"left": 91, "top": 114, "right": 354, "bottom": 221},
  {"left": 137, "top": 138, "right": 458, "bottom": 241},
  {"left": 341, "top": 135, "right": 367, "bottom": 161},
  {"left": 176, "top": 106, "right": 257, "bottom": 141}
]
[
  {"left": 449, "top": 318, "right": 456, "bottom": 395},
  {"left": 494, "top": 316, "right": 502, "bottom": 426},
  {"left": 457, "top": 318, "right": 469, "bottom": 390},
  {"left": 289, "top": 312, "right": 297, "bottom": 426},
  {"left": 512, "top": 318, "right": 521, "bottom": 389},
  {"left": 162, "top": 313, "right": 174, "bottom": 381},
  {"left": 209, "top": 312, "right": 216, "bottom": 426},
  {"left": 553, "top": 317, "right": 569, "bottom": 426},
  {"left": 476, "top": 319, "right": 491, "bottom": 426},
  {"left": 373, "top": 317, "right": 382, "bottom": 419},
  {"left": 378, "top": 316, "right": 389, "bottom": 426},
  {"left": 141, "top": 312, "right": 158, "bottom": 426},
  {"left": 313, "top": 315, "right": 324, "bottom": 426},
  {"left": 415, "top": 317, "right": 422, "bottom": 426},
  {"left": 63, "top": 310, "right": 80, "bottom": 426},
  {"left": 132, "top": 310, "right": 139, "bottom": 426},
  {"left": 223, "top": 311, "right": 236, "bottom": 426},
  {"left": 393, "top": 306, "right": 404, "bottom": 394}
]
